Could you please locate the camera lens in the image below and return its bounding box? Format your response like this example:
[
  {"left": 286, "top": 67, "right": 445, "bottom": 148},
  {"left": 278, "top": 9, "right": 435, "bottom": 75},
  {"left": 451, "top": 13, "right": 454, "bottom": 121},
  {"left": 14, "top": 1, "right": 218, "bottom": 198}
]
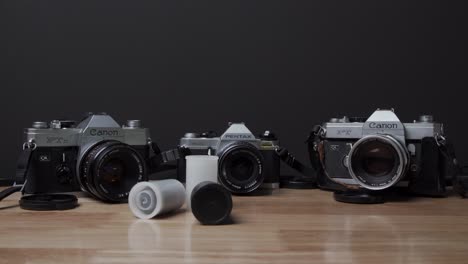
[
  {"left": 78, "top": 141, "right": 146, "bottom": 202},
  {"left": 218, "top": 142, "right": 264, "bottom": 194},
  {"left": 348, "top": 135, "right": 408, "bottom": 190}
]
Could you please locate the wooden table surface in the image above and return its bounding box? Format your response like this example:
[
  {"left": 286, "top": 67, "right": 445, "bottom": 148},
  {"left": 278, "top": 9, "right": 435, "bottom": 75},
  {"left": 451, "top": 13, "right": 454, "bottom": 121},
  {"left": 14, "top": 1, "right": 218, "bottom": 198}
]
[{"left": 1, "top": 188, "right": 467, "bottom": 264}]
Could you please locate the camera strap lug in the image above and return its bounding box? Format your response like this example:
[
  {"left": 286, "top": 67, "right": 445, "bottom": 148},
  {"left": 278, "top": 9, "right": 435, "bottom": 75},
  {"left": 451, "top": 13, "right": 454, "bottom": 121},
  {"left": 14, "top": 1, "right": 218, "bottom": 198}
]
[
  {"left": 22, "top": 140, "right": 37, "bottom": 151},
  {"left": 435, "top": 134, "right": 447, "bottom": 147}
]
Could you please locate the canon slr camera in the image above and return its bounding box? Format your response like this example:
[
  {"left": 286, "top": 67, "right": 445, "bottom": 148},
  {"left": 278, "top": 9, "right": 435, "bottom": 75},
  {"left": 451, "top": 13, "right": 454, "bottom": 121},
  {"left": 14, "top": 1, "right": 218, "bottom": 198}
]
[
  {"left": 20, "top": 113, "right": 155, "bottom": 202},
  {"left": 177, "top": 123, "right": 280, "bottom": 194},
  {"left": 308, "top": 109, "right": 457, "bottom": 197}
]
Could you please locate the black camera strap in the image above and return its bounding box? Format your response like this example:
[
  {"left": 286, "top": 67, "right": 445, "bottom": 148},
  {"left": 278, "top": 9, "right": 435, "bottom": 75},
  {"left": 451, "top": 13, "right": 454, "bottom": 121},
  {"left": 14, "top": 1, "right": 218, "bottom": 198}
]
[
  {"left": 148, "top": 146, "right": 183, "bottom": 174},
  {"left": 0, "top": 148, "right": 34, "bottom": 202},
  {"left": 438, "top": 138, "right": 467, "bottom": 198},
  {"left": 276, "top": 147, "right": 317, "bottom": 189},
  {"left": 306, "top": 125, "right": 324, "bottom": 172},
  {"left": 276, "top": 147, "right": 316, "bottom": 179},
  {"left": 0, "top": 186, "right": 23, "bottom": 202},
  {"left": 156, "top": 148, "right": 183, "bottom": 164},
  {"left": 15, "top": 148, "right": 34, "bottom": 186}
]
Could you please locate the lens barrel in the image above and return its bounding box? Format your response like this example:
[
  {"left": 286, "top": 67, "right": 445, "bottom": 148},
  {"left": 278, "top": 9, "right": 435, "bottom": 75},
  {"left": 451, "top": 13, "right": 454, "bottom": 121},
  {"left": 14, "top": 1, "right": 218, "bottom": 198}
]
[
  {"left": 218, "top": 142, "right": 264, "bottom": 194},
  {"left": 347, "top": 135, "right": 408, "bottom": 190},
  {"left": 78, "top": 141, "right": 146, "bottom": 202}
]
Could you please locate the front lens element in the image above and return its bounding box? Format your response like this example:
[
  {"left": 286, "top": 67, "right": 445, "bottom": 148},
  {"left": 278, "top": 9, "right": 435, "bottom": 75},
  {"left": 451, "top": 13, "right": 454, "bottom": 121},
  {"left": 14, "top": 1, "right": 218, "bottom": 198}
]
[
  {"left": 228, "top": 155, "right": 256, "bottom": 182},
  {"left": 100, "top": 159, "right": 125, "bottom": 184},
  {"left": 359, "top": 141, "right": 397, "bottom": 177}
]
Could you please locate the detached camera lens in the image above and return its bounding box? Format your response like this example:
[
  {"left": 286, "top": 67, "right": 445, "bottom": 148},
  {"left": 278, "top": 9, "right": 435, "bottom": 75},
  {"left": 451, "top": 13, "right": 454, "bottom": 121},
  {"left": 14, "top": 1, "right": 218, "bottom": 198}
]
[
  {"left": 218, "top": 142, "right": 264, "bottom": 194},
  {"left": 348, "top": 135, "right": 408, "bottom": 190},
  {"left": 79, "top": 141, "right": 146, "bottom": 202}
]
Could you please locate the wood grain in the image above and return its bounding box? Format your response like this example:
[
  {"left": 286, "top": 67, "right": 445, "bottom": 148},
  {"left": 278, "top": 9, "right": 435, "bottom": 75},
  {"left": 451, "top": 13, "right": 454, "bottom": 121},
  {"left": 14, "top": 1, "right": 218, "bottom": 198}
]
[{"left": 1, "top": 188, "right": 467, "bottom": 264}]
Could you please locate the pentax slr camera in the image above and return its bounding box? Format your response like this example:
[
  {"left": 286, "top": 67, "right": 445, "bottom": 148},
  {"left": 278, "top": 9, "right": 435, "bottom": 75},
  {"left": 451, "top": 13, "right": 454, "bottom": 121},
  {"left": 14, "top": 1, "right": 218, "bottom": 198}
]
[
  {"left": 308, "top": 109, "right": 457, "bottom": 198},
  {"left": 20, "top": 113, "right": 154, "bottom": 202},
  {"left": 177, "top": 123, "right": 280, "bottom": 194}
]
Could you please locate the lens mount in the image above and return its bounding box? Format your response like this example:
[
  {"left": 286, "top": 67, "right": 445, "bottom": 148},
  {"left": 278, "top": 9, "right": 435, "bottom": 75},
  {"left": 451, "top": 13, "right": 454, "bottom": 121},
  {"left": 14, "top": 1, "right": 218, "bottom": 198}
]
[
  {"left": 347, "top": 135, "right": 409, "bottom": 190},
  {"left": 218, "top": 142, "right": 264, "bottom": 194},
  {"left": 78, "top": 141, "right": 146, "bottom": 202}
]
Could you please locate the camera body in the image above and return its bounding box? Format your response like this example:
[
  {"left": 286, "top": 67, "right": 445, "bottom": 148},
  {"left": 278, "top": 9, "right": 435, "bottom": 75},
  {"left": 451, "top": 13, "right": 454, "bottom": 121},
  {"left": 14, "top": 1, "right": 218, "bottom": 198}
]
[
  {"left": 312, "top": 109, "right": 451, "bottom": 196},
  {"left": 22, "top": 113, "right": 151, "bottom": 202},
  {"left": 177, "top": 123, "right": 280, "bottom": 194}
]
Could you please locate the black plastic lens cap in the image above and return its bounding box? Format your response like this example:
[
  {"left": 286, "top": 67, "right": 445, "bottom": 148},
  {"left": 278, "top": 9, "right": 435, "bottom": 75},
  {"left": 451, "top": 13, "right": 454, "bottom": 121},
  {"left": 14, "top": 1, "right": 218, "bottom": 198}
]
[
  {"left": 191, "top": 182, "right": 232, "bottom": 225},
  {"left": 20, "top": 194, "right": 78, "bottom": 211},
  {"left": 280, "top": 176, "right": 317, "bottom": 189},
  {"left": 333, "top": 191, "right": 385, "bottom": 204}
]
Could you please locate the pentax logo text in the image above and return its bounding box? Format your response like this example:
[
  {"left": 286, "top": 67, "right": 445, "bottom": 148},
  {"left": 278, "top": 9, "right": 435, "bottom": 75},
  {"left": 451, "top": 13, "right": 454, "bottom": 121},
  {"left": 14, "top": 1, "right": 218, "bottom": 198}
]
[{"left": 224, "top": 134, "right": 254, "bottom": 139}]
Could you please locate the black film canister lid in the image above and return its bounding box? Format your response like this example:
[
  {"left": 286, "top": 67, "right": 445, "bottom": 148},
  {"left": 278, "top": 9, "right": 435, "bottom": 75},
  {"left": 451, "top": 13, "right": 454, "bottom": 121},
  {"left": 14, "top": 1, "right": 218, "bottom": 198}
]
[
  {"left": 20, "top": 194, "right": 78, "bottom": 211},
  {"left": 191, "top": 182, "right": 232, "bottom": 225}
]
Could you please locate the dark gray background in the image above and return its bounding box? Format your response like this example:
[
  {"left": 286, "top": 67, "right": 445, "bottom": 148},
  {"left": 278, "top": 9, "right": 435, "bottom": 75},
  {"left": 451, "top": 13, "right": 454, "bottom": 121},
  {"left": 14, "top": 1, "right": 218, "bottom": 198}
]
[{"left": 0, "top": 1, "right": 466, "bottom": 181}]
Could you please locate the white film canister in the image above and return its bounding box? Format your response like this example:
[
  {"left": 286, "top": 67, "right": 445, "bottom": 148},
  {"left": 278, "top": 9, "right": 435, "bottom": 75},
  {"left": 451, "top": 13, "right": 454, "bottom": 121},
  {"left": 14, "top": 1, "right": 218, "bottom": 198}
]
[
  {"left": 185, "top": 155, "right": 219, "bottom": 210},
  {"left": 128, "top": 179, "right": 186, "bottom": 219}
]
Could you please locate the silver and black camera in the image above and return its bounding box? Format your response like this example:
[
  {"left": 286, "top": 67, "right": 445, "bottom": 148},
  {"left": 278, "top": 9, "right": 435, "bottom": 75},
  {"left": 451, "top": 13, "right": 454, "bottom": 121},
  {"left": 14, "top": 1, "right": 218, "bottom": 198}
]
[
  {"left": 309, "top": 109, "right": 456, "bottom": 197},
  {"left": 20, "top": 113, "right": 154, "bottom": 202},
  {"left": 177, "top": 123, "right": 280, "bottom": 194}
]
